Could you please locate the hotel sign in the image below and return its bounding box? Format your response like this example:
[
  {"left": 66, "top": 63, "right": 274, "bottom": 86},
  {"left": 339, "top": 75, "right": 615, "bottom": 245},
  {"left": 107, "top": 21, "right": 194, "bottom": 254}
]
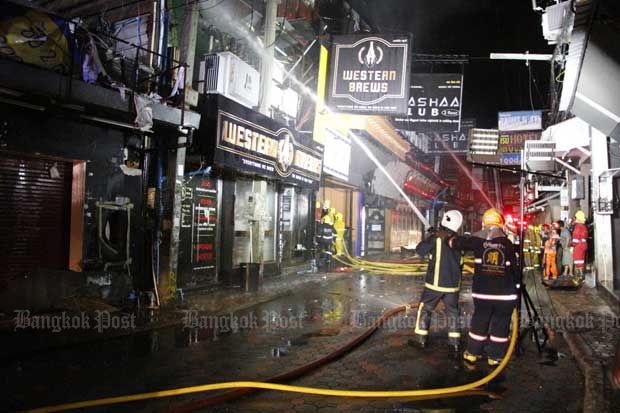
[
  {"left": 327, "top": 34, "right": 412, "bottom": 115},
  {"left": 203, "top": 95, "right": 322, "bottom": 188}
]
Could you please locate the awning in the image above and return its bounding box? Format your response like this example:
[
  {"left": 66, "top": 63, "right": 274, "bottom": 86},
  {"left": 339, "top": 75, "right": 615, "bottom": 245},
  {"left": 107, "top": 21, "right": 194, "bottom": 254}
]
[{"left": 541, "top": 117, "right": 590, "bottom": 153}]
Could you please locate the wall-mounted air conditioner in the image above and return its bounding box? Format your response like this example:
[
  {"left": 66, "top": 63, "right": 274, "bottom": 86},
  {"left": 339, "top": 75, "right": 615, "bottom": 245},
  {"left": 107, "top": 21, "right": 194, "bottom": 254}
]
[
  {"left": 525, "top": 141, "right": 556, "bottom": 172},
  {"left": 199, "top": 52, "right": 260, "bottom": 109}
]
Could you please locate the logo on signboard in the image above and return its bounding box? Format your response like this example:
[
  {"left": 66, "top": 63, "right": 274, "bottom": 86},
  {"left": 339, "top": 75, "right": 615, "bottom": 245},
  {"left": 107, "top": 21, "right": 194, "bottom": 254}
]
[
  {"left": 358, "top": 41, "right": 383, "bottom": 68},
  {"left": 215, "top": 105, "right": 322, "bottom": 187},
  {"left": 441, "top": 109, "right": 459, "bottom": 117},
  {"left": 277, "top": 132, "right": 295, "bottom": 173},
  {"left": 327, "top": 34, "right": 411, "bottom": 115}
]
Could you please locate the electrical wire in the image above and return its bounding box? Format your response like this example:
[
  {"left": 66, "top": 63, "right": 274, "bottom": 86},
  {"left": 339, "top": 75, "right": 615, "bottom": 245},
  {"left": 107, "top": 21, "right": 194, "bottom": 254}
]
[
  {"left": 166, "top": 0, "right": 229, "bottom": 13},
  {"left": 527, "top": 63, "right": 535, "bottom": 111}
]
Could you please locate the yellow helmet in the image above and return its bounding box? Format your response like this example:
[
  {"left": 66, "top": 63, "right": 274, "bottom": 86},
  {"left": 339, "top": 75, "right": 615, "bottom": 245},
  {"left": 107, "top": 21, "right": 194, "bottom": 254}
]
[
  {"left": 335, "top": 212, "right": 344, "bottom": 221},
  {"left": 322, "top": 215, "right": 333, "bottom": 225},
  {"left": 482, "top": 208, "right": 504, "bottom": 228},
  {"left": 575, "top": 210, "right": 586, "bottom": 223},
  {"left": 329, "top": 207, "right": 336, "bottom": 215},
  {"left": 323, "top": 199, "right": 331, "bottom": 209}
]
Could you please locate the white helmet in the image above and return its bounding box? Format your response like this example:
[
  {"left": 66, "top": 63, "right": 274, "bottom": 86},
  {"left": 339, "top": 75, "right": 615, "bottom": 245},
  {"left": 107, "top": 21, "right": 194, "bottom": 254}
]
[{"left": 440, "top": 210, "right": 463, "bottom": 233}]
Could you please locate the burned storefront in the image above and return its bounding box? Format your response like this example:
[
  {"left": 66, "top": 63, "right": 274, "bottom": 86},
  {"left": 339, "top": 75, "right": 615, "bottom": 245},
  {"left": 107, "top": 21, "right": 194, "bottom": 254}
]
[
  {"left": 181, "top": 95, "right": 322, "bottom": 290},
  {"left": 0, "top": 2, "right": 200, "bottom": 311}
]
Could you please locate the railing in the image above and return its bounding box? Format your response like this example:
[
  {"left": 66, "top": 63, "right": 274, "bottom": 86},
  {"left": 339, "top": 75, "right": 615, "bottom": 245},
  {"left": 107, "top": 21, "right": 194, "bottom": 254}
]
[{"left": 1, "top": 2, "right": 189, "bottom": 125}]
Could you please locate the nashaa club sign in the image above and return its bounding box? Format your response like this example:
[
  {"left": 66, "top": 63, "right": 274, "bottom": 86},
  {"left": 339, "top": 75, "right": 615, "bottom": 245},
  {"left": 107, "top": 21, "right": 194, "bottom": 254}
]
[{"left": 327, "top": 34, "right": 412, "bottom": 115}]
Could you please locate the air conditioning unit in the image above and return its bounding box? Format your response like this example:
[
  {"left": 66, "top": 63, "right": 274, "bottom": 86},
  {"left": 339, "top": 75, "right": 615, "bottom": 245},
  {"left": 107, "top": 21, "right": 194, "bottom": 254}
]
[
  {"left": 199, "top": 52, "right": 260, "bottom": 109},
  {"left": 525, "top": 141, "right": 556, "bottom": 171},
  {"left": 542, "top": 1, "right": 573, "bottom": 45}
]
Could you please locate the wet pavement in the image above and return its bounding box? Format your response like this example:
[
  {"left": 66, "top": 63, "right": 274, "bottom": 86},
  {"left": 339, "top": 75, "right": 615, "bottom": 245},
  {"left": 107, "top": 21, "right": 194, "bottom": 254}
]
[{"left": 1, "top": 272, "right": 583, "bottom": 413}]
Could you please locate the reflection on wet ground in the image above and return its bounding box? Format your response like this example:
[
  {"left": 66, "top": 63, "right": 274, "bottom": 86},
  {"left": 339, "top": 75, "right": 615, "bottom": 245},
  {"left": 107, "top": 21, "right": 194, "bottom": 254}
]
[{"left": 1, "top": 274, "right": 583, "bottom": 413}]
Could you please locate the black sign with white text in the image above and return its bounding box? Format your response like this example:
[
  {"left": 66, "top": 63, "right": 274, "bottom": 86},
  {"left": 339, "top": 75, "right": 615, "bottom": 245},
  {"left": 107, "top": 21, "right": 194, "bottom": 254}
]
[
  {"left": 327, "top": 34, "right": 412, "bottom": 115},
  {"left": 179, "top": 176, "right": 218, "bottom": 287},
  {"left": 393, "top": 74, "right": 463, "bottom": 132},
  {"left": 199, "top": 95, "right": 323, "bottom": 188},
  {"left": 424, "top": 119, "right": 475, "bottom": 154}
]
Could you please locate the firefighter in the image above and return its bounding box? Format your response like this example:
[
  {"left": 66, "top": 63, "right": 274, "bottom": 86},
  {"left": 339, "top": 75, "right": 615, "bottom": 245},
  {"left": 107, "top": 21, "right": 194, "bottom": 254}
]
[
  {"left": 450, "top": 208, "right": 519, "bottom": 366},
  {"left": 523, "top": 225, "right": 533, "bottom": 270},
  {"left": 553, "top": 221, "right": 564, "bottom": 275},
  {"left": 572, "top": 210, "right": 588, "bottom": 280},
  {"left": 539, "top": 224, "right": 550, "bottom": 268},
  {"left": 333, "top": 212, "right": 346, "bottom": 256},
  {"left": 532, "top": 225, "right": 541, "bottom": 268},
  {"left": 328, "top": 207, "right": 337, "bottom": 225},
  {"left": 321, "top": 199, "right": 331, "bottom": 219},
  {"left": 410, "top": 210, "right": 464, "bottom": 351},
  {"left": 316, "top": 215, "right": 335, "bottom": 271}
]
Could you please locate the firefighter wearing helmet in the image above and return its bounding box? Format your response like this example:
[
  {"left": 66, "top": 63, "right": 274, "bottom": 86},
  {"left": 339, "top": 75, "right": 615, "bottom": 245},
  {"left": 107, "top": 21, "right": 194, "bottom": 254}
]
[
  {"left": 572, "top": 210, "right": 588, "bottom": 281},
  {"left": 450, "top": 208, "right": 519, "bottom": 366},
  {"left": 316, "top": 214, "right": 335, "bottom": 271},
  {"left": 410, "top": 209, "right": 464, "bottom": 351}
]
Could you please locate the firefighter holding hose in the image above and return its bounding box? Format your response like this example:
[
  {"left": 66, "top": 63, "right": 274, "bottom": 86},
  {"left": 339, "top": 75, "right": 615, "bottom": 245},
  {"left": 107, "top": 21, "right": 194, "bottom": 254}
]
[
  {"left": 410, "top": 209, "right": 464, "bottom": 351},
  {"left": 450, "top": 208, "right": 519, "bottom": 366}
]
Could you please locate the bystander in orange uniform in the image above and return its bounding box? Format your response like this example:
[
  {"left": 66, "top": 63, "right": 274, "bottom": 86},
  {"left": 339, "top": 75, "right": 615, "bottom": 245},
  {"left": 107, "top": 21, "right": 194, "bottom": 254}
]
[{"left": 544, "top": 233, "right": 560, "bottom": 280}]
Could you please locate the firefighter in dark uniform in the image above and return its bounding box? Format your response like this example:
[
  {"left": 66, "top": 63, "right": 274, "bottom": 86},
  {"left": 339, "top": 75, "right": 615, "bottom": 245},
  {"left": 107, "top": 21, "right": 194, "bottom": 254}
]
[
  {"left": 409, "top": 210, "right": 464, "bottom": 351},
  {"left": 316, "top": 215, "right": 335, "bottom": 271},
  {"left": 450, "top": 208, "right": 518, "bottom": 366}
]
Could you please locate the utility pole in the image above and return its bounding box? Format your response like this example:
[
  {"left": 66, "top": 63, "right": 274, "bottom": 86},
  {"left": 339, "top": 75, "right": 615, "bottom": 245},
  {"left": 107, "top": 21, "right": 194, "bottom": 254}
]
[
  {"left": 259, "top": 0, "right": 280, "bottom": 115},
  {"left": 164, "top": 1, "right": 199, "bottom": 302}
]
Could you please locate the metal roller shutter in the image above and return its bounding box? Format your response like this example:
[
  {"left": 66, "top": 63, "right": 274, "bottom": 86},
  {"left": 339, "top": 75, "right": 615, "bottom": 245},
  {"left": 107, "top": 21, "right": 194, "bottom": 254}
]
[{"left": 0, "top": 153, "right": 72, "bottom": 282}]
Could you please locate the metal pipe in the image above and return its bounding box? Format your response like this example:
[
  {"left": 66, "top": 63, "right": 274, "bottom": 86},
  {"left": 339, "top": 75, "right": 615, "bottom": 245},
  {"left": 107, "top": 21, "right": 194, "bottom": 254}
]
[{"left": 282, "top": 38, "right": 318, "bottom": 83}]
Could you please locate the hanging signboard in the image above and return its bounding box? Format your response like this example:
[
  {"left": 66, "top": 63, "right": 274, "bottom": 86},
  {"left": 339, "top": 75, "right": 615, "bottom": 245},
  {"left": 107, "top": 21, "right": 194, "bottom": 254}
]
[
  {"left": 200, "top": 95, "right": 323, "bottom": 188},
  {"left": 393, "top": 73, "right": 463, "bottom": 132},
  {"left": 322, "top": 128, "right": 351, "bottom": 181},
  {"left": 498, "top": 130, "right": 541, "bottom": 165},
  {"left": 1, "top": 3, "right": 73, "bottom": 74},
  {"left": 424, "top": 118, "right": 475, "bottom": 154},
  {"left": 179, "top": 176, "right": 218, "bottom": 287},
  {"left": 327, "top": 34, "right": 412, "bottom": 115},
  {"left": 498, "top": 110, "right": 542, "bottom": 131}
]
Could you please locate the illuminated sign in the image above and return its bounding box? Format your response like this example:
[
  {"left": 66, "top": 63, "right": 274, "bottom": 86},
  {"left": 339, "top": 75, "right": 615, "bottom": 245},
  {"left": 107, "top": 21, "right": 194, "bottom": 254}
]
[
  {"left": 498, "top": 110, "right": 542, "bottom": 131},
  {"left": 424, "top": 118, "right": 475, "bottom": 154},
  {"left": 322, "top": 128, "right": 351, "bottom": 181},
  {"left": 393, "top": 74, "right": 463, "bottom": 132},
  {"left": 327, "top": 34, "right": 412, "bottom": 115},
  {"left": 201, "top": 95, "right": 322, "bottom": 188}
]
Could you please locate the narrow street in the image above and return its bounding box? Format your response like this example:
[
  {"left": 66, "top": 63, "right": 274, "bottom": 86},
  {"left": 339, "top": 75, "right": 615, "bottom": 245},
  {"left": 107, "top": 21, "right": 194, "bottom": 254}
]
[
  {"left": 3, "top": 270, "right": 583, "bottom": 413},
  {"left": 1, "top": 0, "right": 619, "bottom": 412}
]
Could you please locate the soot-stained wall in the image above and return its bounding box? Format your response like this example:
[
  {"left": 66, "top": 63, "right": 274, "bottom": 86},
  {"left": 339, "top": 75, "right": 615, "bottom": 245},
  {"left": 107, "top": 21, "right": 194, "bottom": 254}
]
[{"left": 0, "top": 104, "right": 145, "bottom": 278}]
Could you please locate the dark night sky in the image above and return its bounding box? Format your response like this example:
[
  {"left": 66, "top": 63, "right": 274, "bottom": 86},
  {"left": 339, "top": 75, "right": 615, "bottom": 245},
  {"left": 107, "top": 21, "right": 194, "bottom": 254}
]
[{"left": 351, "top": 0, "right": 554, "bottom": 128}]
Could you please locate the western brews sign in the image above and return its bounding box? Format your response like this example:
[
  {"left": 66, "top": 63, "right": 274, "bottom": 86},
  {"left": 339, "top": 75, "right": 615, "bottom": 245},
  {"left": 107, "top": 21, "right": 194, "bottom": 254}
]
[
  {"left": 201, "top": 95, "right": 322, "bottom": 188},
  {"left": 327, "top": 34, "right": 411, "bottom": 115},
  {"left": 393, "top": 73, "right": 463, "bottom": 132}
]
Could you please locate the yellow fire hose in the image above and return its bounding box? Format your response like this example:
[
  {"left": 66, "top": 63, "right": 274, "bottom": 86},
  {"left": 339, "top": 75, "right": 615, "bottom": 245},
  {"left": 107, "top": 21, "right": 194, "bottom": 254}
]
[
  {"left": 24, "top": 310, "right": 518, "bottom": 413},
  {"left": 330, "top": 242, "right": 475, "bottom": 274}
]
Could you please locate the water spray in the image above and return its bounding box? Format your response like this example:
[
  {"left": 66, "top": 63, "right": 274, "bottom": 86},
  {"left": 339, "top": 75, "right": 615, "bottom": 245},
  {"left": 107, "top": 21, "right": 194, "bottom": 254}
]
[{"left": 201, "top": 8, "right": 431, "bottom": 228}]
